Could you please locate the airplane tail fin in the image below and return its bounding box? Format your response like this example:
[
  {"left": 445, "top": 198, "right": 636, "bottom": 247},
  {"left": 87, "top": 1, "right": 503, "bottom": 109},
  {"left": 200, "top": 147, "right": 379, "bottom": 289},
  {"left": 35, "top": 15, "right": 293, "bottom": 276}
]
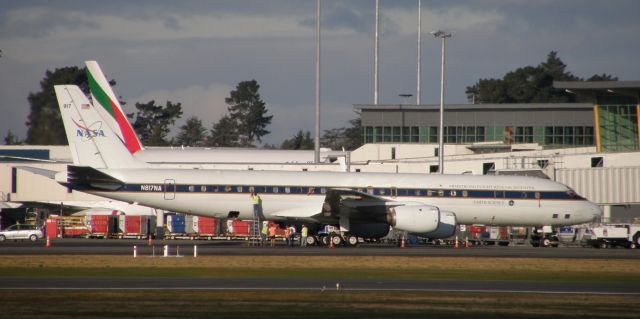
[
  {"left": 85, "top": 60, "right": 143, "bottom": 154},
  {"left": 55, "top": 85, "right": 147, "bottom": 169}
]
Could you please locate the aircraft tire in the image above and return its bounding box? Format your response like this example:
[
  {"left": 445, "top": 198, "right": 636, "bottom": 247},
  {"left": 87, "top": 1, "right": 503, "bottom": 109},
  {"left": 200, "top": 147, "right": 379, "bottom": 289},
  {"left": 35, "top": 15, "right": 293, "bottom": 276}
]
[
  {"left": 347, "top": 235, "right": 358, "bottom": 246},
  {"left": 331, "top": 234, "right": 342, "bottom": 246}
]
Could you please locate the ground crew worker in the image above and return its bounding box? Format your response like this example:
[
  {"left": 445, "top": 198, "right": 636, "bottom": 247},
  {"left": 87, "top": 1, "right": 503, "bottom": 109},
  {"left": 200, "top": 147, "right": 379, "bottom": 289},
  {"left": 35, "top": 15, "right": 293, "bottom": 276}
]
[
  {"left": 284, "top": 225, "right": 291, "bottom": 246},
  {"left": 260, "top": 222, "right": 268, "bottom": 246},
  {"left": 300, "top": 224, "right": 308, "bottom": 247},
  {"left": 268, "top": 223, "right": 277, "bottom": 247},
  {"left": 251, "top": 191, "right": 262, "bottom": 219},
  {"left": 288, "top": 225, "right": 297, "bottom": 246}
]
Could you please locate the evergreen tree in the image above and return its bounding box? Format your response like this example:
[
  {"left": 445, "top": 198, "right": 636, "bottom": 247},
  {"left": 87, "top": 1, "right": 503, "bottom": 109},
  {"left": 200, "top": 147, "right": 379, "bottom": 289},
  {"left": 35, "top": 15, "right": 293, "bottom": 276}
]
[
  {"left": 207, "top": 115, "right": 239, "bottom": 147},
  {"left": 26, "top": 66, "right": 88, "bottom": 145},
  {"left": 320, "top": 118, "right": 362, "bottom": 150},
  {"left": 225, "top": 80, "right": 272, "bottom": 146},
  {"left": 281, "top": 130, "right": 314, "bottom": 150},
  {"left": 4, "top": 130, "right": 22, "bottom": 145},
  {"left": 176, "top": 116, "right": 207, "bottom": 146},
  {"left": 129, "top": 100, "right": 183, "bottom": 146},
  {"left": 465, "top": 51, "right": 616, "bottom": 104}
]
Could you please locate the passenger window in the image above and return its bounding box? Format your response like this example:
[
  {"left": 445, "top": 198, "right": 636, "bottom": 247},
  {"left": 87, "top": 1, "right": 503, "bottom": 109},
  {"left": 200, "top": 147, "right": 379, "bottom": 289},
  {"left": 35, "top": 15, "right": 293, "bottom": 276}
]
[
  {"left": 564, "top": 214, "right": 571, "bottom": 219},
  {"left": 437, "top": 190, "right": 445, "bottom": 197},
  {"left": 188, "top": 185, "right": 195, "bottom": 192},
  {"left": 462, "top": 190, "right": 468, "bottom": 197},
  {"left": 552, "top": 214, "right": 558, "bottom": 219},
  {"left": 201, "top": 186, "right": 207, "bottom": 192}
]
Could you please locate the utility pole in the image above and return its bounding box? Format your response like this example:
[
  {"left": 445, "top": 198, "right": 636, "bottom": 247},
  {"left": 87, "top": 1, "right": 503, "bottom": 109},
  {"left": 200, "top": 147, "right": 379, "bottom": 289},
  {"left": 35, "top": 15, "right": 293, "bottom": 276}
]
[
  {"left": 431, "top": 30, "right": 452, "bottom": 174},
  {"left": 416, "top": 0, "right": 422, "bottom": 105},
  {"left": 374, "top": 0, "right": 379, "bottom": 105},
  {"left": 314, "top": 0, "right": 321, "bottom": 163}
]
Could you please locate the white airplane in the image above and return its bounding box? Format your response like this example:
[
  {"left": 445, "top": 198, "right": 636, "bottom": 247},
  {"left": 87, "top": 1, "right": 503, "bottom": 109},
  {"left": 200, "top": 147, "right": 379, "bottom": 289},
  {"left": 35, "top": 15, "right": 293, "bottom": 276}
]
[
  {"left": 85, "top": 60, "right": 344, "bottom": 165},
  {"left": 54, "top": 84, "right": 601, "bottom": 242}
]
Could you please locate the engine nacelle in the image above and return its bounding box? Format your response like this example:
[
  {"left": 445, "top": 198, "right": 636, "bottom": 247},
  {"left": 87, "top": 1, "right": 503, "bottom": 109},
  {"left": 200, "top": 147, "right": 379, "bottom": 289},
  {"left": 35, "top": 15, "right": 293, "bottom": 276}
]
[
  {"left": 349, "top": 223, "right": 391, "bottom": 238},
  {"left": 418, "top": 210, "right": 457, "bottom": 239},
  {"left": 386, "top": 205, "right": 440, "bottom": 234}
]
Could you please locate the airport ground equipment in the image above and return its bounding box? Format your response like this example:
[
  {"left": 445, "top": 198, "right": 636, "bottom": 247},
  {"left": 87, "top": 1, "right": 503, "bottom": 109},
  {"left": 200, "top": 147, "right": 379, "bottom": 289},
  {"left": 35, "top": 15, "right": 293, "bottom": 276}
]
[{"left": 584, "top": 224, "right": 640, "bottom": 249}]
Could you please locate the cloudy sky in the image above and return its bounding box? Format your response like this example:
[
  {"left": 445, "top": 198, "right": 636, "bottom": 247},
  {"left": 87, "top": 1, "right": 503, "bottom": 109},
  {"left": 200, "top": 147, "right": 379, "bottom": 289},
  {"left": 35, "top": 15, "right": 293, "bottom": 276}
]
[{"left": 1, "top": 0, "right": 639, "bottom": 145}]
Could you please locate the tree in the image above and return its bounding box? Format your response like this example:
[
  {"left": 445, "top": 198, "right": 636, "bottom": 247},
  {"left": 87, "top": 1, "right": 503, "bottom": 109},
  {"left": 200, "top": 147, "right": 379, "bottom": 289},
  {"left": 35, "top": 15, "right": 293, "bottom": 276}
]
[
  {"left": 281, "top": 130, "right": 314, "bottom": 150},
  {"left": 176, "top": 116, "right": 207, "bottom": 146},
  {"left": 225, "top": 80, "right": 272, "bottom": 146},
  {"left": 206, "top": 115, "right": 239, "bottom": 147},
  {"left": 25, "top": 66, "right": 88, "bottom": 144},
  {"left": 4, "top": 130, "right": 22, "bottom": 145},
  {"left": 465, "top": 51, "right": 616, "bottom": 104},
  {"left": 321, "top": 118, "right": 362, "bottom": 151},
  {"left": 129, "top": 100, "right": 183, "bottom": 146}
]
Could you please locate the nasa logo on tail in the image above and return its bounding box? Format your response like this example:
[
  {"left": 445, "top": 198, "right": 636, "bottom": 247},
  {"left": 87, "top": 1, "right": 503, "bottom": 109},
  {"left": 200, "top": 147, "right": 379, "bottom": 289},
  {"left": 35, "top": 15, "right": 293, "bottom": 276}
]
[{"left": 73, "top": 118, "right": 106, "bottom": 141}]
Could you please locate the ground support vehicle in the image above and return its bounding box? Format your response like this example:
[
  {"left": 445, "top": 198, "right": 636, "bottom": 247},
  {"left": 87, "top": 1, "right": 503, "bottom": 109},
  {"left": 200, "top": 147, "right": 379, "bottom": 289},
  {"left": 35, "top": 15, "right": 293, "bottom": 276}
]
[
  {"left": 530, "top": 226, "right": 559, "bottom": 247},
  {"left": 584, "top": 224, "right": 640, "bottom": 249}
]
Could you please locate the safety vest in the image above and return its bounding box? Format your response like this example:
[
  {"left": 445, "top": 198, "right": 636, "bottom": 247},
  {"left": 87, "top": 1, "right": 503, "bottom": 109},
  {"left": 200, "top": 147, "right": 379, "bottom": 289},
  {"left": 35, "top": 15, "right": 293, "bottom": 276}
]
[
  {"left": 252, "top": 195, "right": 261, "bottom": 205},
  {"left": 301, "top": 226, "right": 308, "bottom": 237}
]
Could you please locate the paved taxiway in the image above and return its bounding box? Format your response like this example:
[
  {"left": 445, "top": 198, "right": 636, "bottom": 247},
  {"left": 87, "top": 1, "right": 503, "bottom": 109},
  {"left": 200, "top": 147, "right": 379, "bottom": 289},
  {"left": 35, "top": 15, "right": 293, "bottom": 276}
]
[
  {"left": 1, "top": 277, "right": 639, "bottom": 295},
  {"left": 1, "top": 239, "right": 639, "bottom": 294},
  {"left": 0, "top": 238, "right": 639, "bottom": 259}
]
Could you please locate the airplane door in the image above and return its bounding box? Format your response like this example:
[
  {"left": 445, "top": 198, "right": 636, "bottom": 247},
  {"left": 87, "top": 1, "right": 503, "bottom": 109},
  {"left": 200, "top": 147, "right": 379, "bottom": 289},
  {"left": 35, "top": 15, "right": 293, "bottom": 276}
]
[{"left": 164, "top": 179, "right": 175, "bottom": 200}]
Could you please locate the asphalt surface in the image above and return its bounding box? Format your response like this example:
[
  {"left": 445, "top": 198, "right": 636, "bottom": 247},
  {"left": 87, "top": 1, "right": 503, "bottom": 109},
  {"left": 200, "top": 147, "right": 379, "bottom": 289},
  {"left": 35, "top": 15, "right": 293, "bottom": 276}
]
[
  {"left": 1, "top": 238, "right": 639, "bottom": 295},
  {"left": 1, "top": 277, "right": 638, "bottom": 295},
  {"left": 0, "top": 238, "right": 639, "bottom": 259}
]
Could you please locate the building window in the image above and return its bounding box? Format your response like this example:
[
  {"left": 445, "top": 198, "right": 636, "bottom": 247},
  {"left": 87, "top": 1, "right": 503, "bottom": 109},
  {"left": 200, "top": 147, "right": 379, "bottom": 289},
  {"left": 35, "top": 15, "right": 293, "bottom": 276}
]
[
  {"left": 552, "top": 214, "right": 558, "bottom": 219},
  {"left": 564, "top": 214, "right": 571, "bottom": 219},
  {"left": 591, "top": 157, "right": 603, "bottom": 168},
  {"left": 429, "top": 165, "right": 439, "bottom": 173}
]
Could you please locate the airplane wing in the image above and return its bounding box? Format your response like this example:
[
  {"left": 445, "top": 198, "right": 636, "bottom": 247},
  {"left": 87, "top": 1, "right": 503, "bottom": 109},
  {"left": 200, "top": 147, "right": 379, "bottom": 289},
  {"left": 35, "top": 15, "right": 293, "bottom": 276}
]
[
  {"left": 271, "top": 188, "right": 420, "bottom": 228},
  {"left": 15, "top": 166, "right": 60, "bottom": 179}
]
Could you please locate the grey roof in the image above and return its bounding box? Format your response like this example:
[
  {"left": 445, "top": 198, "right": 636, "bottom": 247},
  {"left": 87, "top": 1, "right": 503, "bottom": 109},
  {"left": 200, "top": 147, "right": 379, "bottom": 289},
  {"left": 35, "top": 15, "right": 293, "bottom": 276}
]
[
  {"left": 354, "top": 103, "right": 593, "bottom": 111},
  {"left": 554, "top": 81, "right": 640, "bottom": 90}
]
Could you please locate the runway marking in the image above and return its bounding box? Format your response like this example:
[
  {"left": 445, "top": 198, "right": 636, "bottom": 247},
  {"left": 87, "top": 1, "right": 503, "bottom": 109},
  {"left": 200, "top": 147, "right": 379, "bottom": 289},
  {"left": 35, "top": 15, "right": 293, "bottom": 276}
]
[{"left": 2, "top": 287, "right": 639, "bottom": 295}]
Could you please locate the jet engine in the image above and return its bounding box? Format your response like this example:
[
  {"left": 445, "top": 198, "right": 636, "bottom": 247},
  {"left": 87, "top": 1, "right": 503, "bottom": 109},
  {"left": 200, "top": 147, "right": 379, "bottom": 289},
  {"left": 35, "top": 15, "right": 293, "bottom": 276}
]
[{"left": 386, "top": 205, "right": 457, "bottom": 238}]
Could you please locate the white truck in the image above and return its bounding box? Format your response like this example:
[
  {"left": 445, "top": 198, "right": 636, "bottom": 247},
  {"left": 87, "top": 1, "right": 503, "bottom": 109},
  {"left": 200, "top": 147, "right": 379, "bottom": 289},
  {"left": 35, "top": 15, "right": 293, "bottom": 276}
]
[{"left": 585, "top": 224, "right": 640, "bottom": 249}]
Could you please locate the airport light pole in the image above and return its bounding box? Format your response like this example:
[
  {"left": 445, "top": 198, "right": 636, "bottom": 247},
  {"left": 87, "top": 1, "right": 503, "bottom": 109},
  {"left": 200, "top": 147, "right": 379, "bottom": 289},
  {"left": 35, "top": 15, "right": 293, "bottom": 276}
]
[
  {"left": 431, "top": 30, "right": 451, "bottom": 174},
  {"left": 314, "top": 0, "right": 321, "bottom": 163}
]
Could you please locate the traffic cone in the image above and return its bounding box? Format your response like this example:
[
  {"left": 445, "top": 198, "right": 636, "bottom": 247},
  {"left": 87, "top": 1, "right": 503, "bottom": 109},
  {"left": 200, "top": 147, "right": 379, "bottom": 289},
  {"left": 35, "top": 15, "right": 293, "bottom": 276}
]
[
  {"left": 328, "top": 236, "right": 335, "bottom": 248},
  {"left": 400, "top": 236, "right": 406, "bottom": 248},
  {"left": 148, "top": 236, "right": 153, "bottom": 246},
  {"left": 465, "top": 237, "right": 469, "bottom": 248},
  {"left": 454, "top": 236, "right": 459, "bottom": 249},
  {"left": 45, "top": 236, "right": 51, "bottom": 248}
]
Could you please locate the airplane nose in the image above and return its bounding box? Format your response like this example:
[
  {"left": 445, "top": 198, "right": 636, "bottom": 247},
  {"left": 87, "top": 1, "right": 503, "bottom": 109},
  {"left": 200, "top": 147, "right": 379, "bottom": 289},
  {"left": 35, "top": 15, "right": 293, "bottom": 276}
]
[{"left": 589, "top": 203, "right": 602, "bottom": 222}]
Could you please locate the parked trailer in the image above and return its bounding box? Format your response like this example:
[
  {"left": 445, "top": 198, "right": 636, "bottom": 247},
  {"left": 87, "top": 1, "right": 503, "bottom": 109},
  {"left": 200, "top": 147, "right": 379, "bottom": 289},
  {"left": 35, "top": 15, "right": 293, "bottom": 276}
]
[
  {"left": 585, "top": 224, "right": 640, "bottom": 249},
  {"left": 85, "top": 215, "right": 117, "bottom": 238},
  {"left": 116, "top": 215, "right": 155, "bottom": 239}
]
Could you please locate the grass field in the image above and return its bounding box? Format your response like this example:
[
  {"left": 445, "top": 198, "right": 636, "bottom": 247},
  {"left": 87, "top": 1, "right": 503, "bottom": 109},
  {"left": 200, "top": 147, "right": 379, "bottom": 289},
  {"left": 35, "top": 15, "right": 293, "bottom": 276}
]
[{"left": 1, "top": 255, "right": 639, "bottom": 318}]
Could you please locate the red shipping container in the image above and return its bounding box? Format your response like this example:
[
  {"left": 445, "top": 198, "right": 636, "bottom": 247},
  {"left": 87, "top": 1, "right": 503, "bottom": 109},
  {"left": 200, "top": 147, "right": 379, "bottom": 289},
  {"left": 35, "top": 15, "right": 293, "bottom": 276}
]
[
  {"left": 197, "top": 217, "right": 218, "bottom": 235},
  {"left": 90, "top": 215, "right": 110, "bottom": 234},
  {"left": 470, "top": 225, "right": 486, "bottom": 240},
  {"left": 125, "top": 216, "right": 142, "bottom": 234},
  {"left": 231, "top": 220, "right": 250, "bottom": 236},
  {"left": 45, "top": 218, "right": 58, "bottom": 239}
]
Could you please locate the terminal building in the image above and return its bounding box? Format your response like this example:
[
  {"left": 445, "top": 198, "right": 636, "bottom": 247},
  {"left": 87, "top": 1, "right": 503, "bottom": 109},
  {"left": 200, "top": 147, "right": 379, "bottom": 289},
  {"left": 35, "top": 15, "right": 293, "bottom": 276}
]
[{"left": 356, "top": 81, "right": 639, "bottom": 153}]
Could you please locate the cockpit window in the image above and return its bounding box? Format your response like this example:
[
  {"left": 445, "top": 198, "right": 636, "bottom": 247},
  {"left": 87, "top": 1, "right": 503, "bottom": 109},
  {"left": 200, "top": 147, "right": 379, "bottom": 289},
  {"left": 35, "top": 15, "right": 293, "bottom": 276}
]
[{"left": 566, "top": 188, "right": 585, "bottom": 200}]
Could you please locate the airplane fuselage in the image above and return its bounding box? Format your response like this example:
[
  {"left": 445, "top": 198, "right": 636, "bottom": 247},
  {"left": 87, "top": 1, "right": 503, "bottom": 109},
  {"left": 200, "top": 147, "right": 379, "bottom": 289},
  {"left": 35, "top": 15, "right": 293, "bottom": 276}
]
[{"left": 76, "top": 168, "right": 600, "bottom": 227}]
